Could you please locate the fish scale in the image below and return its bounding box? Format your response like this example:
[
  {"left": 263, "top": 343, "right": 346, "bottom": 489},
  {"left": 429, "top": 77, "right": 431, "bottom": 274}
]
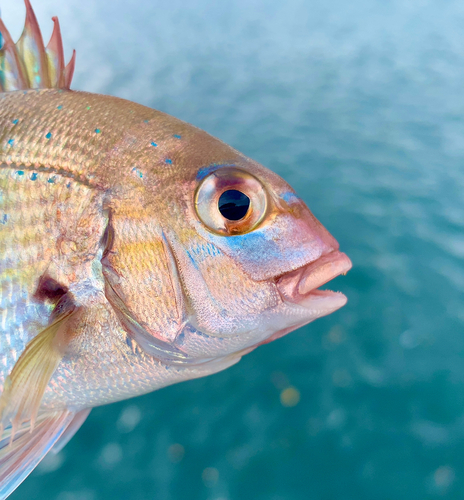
[
  {"left": 0, "top": 90, "right": 152, "bottom": 180},
  {"left": 0, "top": 166, "right": 95, "bottom": 388}
]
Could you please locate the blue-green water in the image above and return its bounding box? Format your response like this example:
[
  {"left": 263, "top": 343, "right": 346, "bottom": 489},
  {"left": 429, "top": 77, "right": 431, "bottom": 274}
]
[{"left": 4, "top": 0, "right": 464, "bottom": 498}]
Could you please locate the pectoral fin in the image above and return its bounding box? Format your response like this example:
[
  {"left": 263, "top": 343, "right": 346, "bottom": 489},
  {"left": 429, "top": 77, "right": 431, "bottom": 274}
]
[
  {"left": 0, "top": 410, "right": 75, "bottom": 499},
  {"left": 0, "top": 309, "right": 76, "bottom": 437}
]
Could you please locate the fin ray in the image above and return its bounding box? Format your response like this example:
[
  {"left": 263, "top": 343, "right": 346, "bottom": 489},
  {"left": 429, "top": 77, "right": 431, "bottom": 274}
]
[
  {"left": 0, "top": 0, "right": 75, "bottom": 91},
  {"left": 0, "top": 411, "right": 74, "bottom": 499},
  {"left": 16, "top": 0, "right": 50, "bottom": 88},
  {"left": 51, "top": 408, "right": 91, "bottom": 454},
  {"left": 0, "top": 309, "right": 76, "bottom": 437},
  {"left": 64, "top": 49, "right": 76, "bottom": 88},
  {"left": 46, "top": 16, "right": 65, "bottom": 87},
  {"left": 0, "top": 19, "right": 28, "bottom": 91}
]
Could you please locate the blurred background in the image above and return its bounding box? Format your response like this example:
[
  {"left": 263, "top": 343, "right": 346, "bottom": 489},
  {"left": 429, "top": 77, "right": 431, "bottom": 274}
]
[{"left": 3, "top": 0, "right": 464, "bottom": 498}]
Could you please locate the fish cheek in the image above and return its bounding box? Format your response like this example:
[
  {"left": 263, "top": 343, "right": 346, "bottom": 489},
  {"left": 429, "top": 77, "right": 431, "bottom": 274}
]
[
  {"left": 164, "top": 230, "right": 280, "bottom": 337},
  {"left": 101, "top": 212, "right": 184, "bottom": 344}
]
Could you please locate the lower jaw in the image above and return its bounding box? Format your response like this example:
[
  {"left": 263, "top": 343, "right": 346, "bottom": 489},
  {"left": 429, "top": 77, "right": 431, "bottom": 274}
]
[
  {"left": 297, "top": 289, "right": 347, "bottom": 309},
  {"left": 258, "top": 290, "right": 347, "bottom": 346}
]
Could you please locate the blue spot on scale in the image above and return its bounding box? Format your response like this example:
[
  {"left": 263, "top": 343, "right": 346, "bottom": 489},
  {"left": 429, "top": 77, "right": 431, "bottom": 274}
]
[
  {"left": 12, "top": 119, "right": 18, "bottom": 125},
  {"left": 48, "top": 176, "right": 56, "bottom": 184},
  {"left": 195, "top": 163, "right": 236, "bottom": 181},
  {"left": 57, "top": 105, "right": 63, "bottom": 110},
  {"left": 95, "top": 128, "right": 101, "bottom": 134},
  {"left": 30, "top": 173, "right": 38, "bottom": 181},
  {"left": 131, "top": 167, "right": 143, "bottom": 179},
  {"left": 151, "top": 142, "right": 157, "bottom": 147},
  {"left": 173, "top": 134, "right": 181, "bottom": 139},
  {"left": 165, "top": 159, "right": 172, "bottom": 164},
  {"left": 66, "top": 182, "right": 71, "bottom": 188},
  {"left": 281, "top": 192, "right": 299, "bottom": 204},
  {"left": 7, "top": 139, "right": 14, "bottom": 146},
  {"left": 1, "top": 214, "right": 7, "bottom": 225},
  {"left": 16, "top": 170, "right": 24, "bottom": 176},
  {"left": 45, "top": 132, "right": 52, "bottom": 139}
]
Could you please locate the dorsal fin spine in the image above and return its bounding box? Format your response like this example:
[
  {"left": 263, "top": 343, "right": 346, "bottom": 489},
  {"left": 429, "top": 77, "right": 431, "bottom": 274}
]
[
  {"left": 0, "top": 0, "right": 75, "bottom": 92},
  {"left": 64, "top": 49, "right": 76, "bottom": 89},
  {"left": 46, "top": 16, "right": 65, "bottom": 88},
  {"left": 17, "top": 0, "right": 50, "bottom": 89},
  {"left": 0, "top": 18, "right": 28, "bottom": 91}
]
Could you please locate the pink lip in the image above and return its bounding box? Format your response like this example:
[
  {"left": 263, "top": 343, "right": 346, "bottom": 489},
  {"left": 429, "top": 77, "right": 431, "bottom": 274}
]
[
  {"left": 276, "top": 250, "right": 352, "bottom": 305},
  {"left": 250, "top": 250, "right": 352, "bottom": 349}
]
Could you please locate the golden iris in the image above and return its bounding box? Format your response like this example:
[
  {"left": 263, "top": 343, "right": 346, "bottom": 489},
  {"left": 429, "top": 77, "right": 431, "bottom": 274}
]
[{"left": 195, "top": 167, "right": 268, "bottom": 236}]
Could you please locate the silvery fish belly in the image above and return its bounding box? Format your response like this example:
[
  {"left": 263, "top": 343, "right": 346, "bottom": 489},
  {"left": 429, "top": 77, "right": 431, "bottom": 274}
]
[{"left": 0, "top": 1, "right": 351, "bottom": 498}]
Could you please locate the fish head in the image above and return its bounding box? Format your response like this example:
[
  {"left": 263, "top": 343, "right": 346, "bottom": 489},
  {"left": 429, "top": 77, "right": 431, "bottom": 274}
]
[{"left": 102, "top": 114, "right": 352, "bottom": 363}]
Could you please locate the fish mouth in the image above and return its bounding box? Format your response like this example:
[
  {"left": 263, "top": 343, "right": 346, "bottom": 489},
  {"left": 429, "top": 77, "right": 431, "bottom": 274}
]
[
  {"left": 252, "top": 250, "right": 352, "bottom": 347},
  {"left": 276, "top": 249, "right": 352, "bottom": 312}
]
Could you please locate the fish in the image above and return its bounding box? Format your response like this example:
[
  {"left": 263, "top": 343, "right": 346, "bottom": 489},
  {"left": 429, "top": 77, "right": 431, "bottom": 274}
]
[{"left": 0, "top": 1, "right": 352, "bottom": 497}]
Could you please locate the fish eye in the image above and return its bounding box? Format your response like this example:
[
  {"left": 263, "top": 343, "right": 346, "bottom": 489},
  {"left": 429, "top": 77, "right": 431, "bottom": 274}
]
[
  {"left": 195, "top": 167, "right": 268, "bottom": 235},
  {"left": 218, "top": 190, "right": 250, "bottom": 221}
]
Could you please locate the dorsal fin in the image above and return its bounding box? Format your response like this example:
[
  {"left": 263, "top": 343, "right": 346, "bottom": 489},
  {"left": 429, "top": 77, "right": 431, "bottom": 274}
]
[{"left": 0, "top": 0, "right": 75, "bottom": 91}]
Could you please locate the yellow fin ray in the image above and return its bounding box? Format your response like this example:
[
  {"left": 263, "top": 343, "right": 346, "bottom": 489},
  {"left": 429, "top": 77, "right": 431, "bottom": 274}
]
[{"left": 0, "top": 310, "right": 75, "bottom": 437}]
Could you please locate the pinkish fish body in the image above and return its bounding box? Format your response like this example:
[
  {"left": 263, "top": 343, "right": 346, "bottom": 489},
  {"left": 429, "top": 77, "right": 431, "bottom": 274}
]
[{"left": 0, "top": 2, "right": 351, "bottom": 497}]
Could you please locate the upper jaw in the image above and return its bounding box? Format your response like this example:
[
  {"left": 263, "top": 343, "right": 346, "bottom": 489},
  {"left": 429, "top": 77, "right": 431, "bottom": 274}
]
[{"left": 276, "top": 250, "right": 352, "bottom": 310}]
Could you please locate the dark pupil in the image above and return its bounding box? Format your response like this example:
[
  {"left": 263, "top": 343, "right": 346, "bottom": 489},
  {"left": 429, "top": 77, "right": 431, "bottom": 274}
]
[{"left": 218, "top": 190, "right": 250, "bottom": 221}]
